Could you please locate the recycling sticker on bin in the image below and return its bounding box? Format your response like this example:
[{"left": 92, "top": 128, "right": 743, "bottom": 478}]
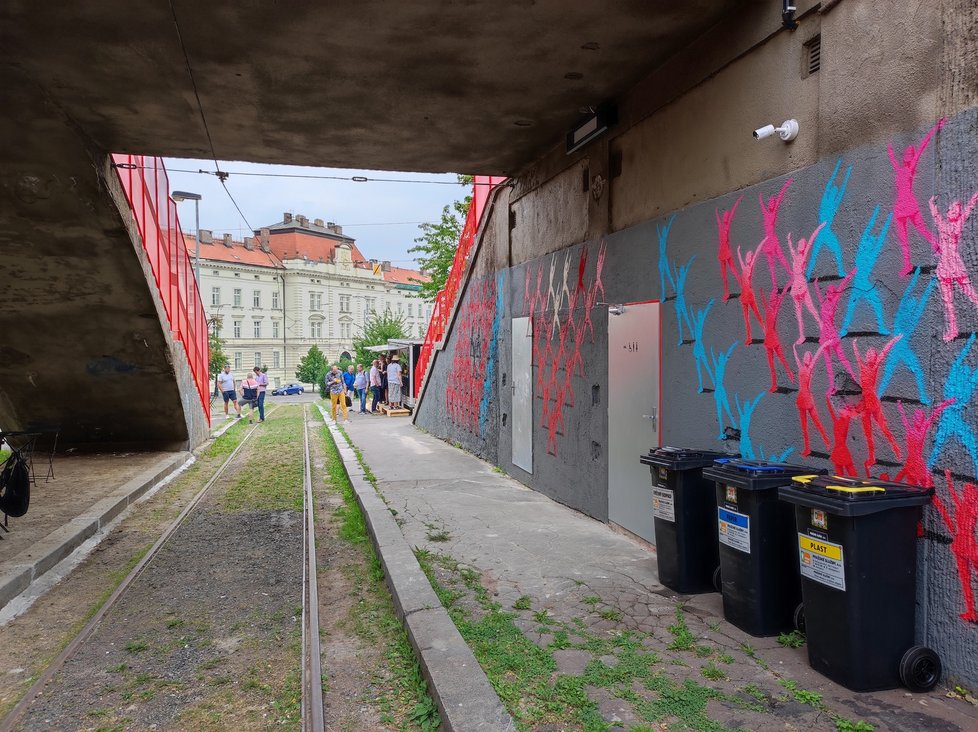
[
  {"left": 652, "top": 487, "right": 675, "bottom": 522},
  {"left": 718, "top": 507, "right": 750, "bottom": 553},
  {"left": 799, "top": 534, "right": 846, "bottom": 591}
]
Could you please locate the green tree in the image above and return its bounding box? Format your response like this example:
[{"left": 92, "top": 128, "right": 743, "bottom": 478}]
[
  {"left": 208, "top": 318, "right": 228, "bottom": 395},
  {"left": 408, "top": 175, "right": 473, "bottom": 302},
  {"left": 295, "top": 344, "right": 328, "bottom": 391},
  {"left": 352, "top": 311, "right": 408, "bottom": 368}
]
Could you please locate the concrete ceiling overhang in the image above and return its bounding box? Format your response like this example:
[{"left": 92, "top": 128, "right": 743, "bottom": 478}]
[{"left": 2, "top": 0, "right": 744, "bottom": 175}]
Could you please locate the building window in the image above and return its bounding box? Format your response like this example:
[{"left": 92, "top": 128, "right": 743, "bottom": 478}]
[
  {"left": 273, "top": 351, "right": 280, "bottom": 368},
  {"left": 253, "top": 320, "right": 261, "bottom": 338},
  {"left": 397, "top": 301, "right": 403, "bottom": 313},
  {"left": 211, "top": 286, "right": 221, "bottom": 306},
  {"left": 254, "top": 351, "right": 262, "bottom": 367},
  {"left": 233, "top": 288, "right": 242, "bottom": 307},
  {"left": 365, "top": 297, "right": 376, "bottom": 313},
  {"left": 340, "top": 294, "right": 351, "bottom": 313},
  {"left": 234, "top": 352, "right": 242, "bottom": 368},
  {"left": 272, "top": 320, "right": 280, "bottom": 338},
  {"left": 253, "top": 290, "right": 261, "bottom": 308},
  {"left": 418, "top": 324, "right": 425, "bottom": 338},
  {"left": 272, "top": 290, "right": 279, "bottom": 309},
  {"left": 311, "top": 321, "right": 322, "bottom": 338},
  {"left": 341, "top": 323, "right": 351, "bottom": 339},
  {"left": 233, "top": 320, "right": 242, "bottom": 338},
  {"left": 310, "top": 292, "right": 322, "bottom": 311},
  {"left": 408, "top": 303, "right": 413, "bottom": 316}
]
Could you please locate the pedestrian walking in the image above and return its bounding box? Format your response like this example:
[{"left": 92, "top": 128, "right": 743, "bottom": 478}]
[
  {"left": 379, "top": 355, "right": 389, "bottom": 405},
  {"left": 353, "top": 364, "right": 368, "bottom": 413},
  {"left": 253, "top": 366, "right": 268, "bottom": 422},
  {"left": 369, "top": 359, "right": 383, "bottom": 413},
  {"left": 217, "top": 364, "right": 242, "bottom": 419},
  {"left": 387, "top": 355, "right": 403, "bottom": 409},
  {"left": 238, "top": 371, "right": 260, "bottom": 423},
  {"left": 327, "top": 364, "right": 349, "bottom": 422}
]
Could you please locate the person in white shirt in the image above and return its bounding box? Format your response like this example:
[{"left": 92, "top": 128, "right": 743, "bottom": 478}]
[
  {"left": 217, "top": 365, "right": 241, "bottom": 419},
  {"left": 369, "top": 359, "right": 382, "bottom": 413},
  {"left": 387, "top": 357, "right": 403, "bottom": 408}
]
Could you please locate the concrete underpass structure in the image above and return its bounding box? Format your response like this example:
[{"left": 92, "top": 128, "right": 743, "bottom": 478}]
[{"left": 2, "top": 0, "right": 978, "bottom": 687}]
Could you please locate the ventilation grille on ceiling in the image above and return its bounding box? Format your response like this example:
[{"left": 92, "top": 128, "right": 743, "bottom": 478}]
[{"left": 803, "top": 35, "right": 821, "bottom": 77}]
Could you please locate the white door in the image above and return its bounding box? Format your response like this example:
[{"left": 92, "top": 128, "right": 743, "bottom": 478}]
[
  {"left": 511, "top": 316, "right": 533, "bottom": 473},
  {"left": 608, "top": 301, "right": 661, "bottom": 543}
]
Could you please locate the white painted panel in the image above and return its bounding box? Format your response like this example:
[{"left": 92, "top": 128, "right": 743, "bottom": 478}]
[{"left": 511, "top": 316, "right": 533, "bottom": 473}]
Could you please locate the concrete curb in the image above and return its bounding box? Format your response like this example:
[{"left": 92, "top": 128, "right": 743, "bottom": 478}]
[
  {"left": 314, "top": 406, "right": 517, "bottom": 732},
  {"left": 0, "top": 451, "right": 191, "bottom": 609}
]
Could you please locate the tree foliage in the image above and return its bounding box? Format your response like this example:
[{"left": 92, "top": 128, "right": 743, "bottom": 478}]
[
  {"left": 208, "top": 318, "right": 228, "bottom": 394},
  {"left": 408, "top": 175, "right": 473, "bottom": 302},
  {"left": 352, "top": 311, "right": 408, "bottom": 368},
  {"left": 295, "top": 344, "right": 328, "bottom": 391}
]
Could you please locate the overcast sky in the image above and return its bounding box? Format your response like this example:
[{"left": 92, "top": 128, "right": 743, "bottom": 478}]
[{"left": 163, "top": 158, "right": 466, "bottom": 266}]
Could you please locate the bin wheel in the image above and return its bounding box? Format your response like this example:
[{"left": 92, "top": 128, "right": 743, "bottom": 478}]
[
  {"left": 712, "top": 566, "right": 722, "bottom": 593},
  {"left": 793, "top": 603, "right": 806, "bottom": 634},
  {"left": 899, "top": 646, "right": 942, "bottom": 693}
]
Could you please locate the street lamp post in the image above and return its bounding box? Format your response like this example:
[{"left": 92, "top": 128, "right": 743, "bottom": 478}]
[{"left": 171, "top": 191, "right": 202, "bottom": 283}]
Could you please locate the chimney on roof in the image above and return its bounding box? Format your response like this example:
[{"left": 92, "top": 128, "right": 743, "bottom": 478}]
[
  {"left": 333, "top": 224, "right": 343, "bottom": 235},
  {"left": 259, "top": 228, "right": 270, "bottom": 252},
  {"left": 297, "top": 214, "right": 309, "bottom": 227},
  {"left": 382, "top": 260, "right": 391, "bottom": 272},
  {"left": 283, "top": 212, "right": 292, "bottom": 224},
  {"left": 243, "top": 236, "right": 255, "bottom": 251},
  {"left": 199, "top": 229, "right": 213, "bottom": 244},
  {"left": 314, "top": 218, "right": 324, "bottom": 227},
  {"left": 223, "top": 233, "right": 233, "bottom": 248}
]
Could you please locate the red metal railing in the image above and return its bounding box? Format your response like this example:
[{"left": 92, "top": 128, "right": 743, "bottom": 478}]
[
  {"left": 111, "top": 154, "right": 210, "bottom": 421},
  {"left": 415, "top": 175, "right": 505, "bottom": 396}
]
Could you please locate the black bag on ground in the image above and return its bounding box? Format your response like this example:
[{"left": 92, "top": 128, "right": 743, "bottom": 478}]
[
  {"left": 345, "top": 394, "right": 352, "bottom": 408},
  {"left": 0, "top": 452, "right": 31, "bottom": 517}
]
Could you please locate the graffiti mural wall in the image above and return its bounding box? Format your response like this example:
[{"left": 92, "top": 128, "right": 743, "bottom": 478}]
[{"left": 415, "top": 110, "right": 978, "bottom": 685}]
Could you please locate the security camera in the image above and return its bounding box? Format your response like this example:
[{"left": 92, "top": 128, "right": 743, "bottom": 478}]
[{"left": 753, "top": 119, "right": 799, "bottom": 141}]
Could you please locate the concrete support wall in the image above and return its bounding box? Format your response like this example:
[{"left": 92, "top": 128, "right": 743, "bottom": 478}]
[{"left": 417, "top": 0, "right": 978, "bottom": 687}]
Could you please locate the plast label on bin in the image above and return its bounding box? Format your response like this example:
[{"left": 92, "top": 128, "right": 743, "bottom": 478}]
[
  {"left": 799, "top": 534, "right": 846, "bottom": 591},
  {"left": 718, "top": 507, "right": 750, "bottom": 554},
  {"left": 652, "top": 487, "right": 675, "bottom": 522}
]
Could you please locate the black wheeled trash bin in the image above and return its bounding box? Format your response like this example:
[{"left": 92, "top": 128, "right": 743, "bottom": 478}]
[
  {"left": 779, "top": 474, "right": 942, "bottom": 692},
  {"left": 640, "top": 447, "right": 730, "bottom": 594},
  {"left": 701, "top": 459, "right": 826, "bottom": 636}
]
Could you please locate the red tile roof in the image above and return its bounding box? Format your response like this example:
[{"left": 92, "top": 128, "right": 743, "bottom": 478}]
[
  {"left": 265, "top": 230, "right": 369, "bottom": 264},
  {"left": 182, "top": 234, "right": 284, "bottom": 269},
  {"left": 384, "top": 265, "right": 428, "bottom": 285}
]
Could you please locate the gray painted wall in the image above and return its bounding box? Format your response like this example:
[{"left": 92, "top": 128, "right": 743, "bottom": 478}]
[{"left": 417, "top": 109, "right": 978, "bottom": 687}]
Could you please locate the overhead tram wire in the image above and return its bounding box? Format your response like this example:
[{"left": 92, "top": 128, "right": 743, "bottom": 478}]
[{"left": 141, "top": 165, "right": 491, "bottom": 187}]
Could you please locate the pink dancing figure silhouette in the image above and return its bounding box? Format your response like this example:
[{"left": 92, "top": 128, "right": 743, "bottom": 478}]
[
  {"left": 759, "top": 286, "right": 795, "bottom": 392},
  {"left": 825, "top": 397, "right": 859, "bottom": 477},
  {"left": 929, "top": 191, "right": 978, "bottom": 341},
  {"left": 794, "top": 343, "right": 830, "bottom": 456},
  {"left": 934, "top": 470, "right": 978, "bottom": 622},
  {"left": 888, "top": 119, "right": 944, "bottom": 276},
  {"left": 716, "top": 195, "right": 743, "bottom": 301},
  {"left": 852, "top": 336, "right": 903, "bottom": 475},
  {"left": 758, "top": 179, "right": 793, "bottom": 287},
  {"left": 735, "top": 241, "right": 765, "bottom": 343},
  {"left": 813, "top": 270, "right": 856, "bottom": 394},
  {"left": 786, "top": 223, "right": 826, "bottom": 345},
  {"left": 894, "top": 399, "right": 954, "bottom": 488}
]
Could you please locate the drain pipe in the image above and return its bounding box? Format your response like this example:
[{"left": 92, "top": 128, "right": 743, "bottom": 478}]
[{"left": 782, "top": 0, "right": 798, "bottom": 30}]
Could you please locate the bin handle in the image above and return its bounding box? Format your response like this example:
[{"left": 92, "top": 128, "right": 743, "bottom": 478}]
[
  {"left": 790, "top": 475, "right": 820, "bottom": 484},
  {"left": 826, "top": 485, "right": 886, "bottom": 494}
]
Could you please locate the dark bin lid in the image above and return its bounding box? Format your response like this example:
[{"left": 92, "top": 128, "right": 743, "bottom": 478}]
[
  {"left": 640, "top": 446, "right": 731, "bottom": 470},
  {"left": 779, "top": 475, "right": 935, "bottom": 516},
  {"left": 702, "top": 458, "right": 826, "bottom": 489}
]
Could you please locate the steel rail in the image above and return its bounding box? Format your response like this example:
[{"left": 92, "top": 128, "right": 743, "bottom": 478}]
[
  {"left": 0, "top": 412, "right": 274, "bottom": 732},
  {"left": 301, "top": 405, "right": 326, "bottom": 731}
]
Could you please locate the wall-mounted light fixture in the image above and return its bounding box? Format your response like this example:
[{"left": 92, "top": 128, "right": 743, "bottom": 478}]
[
  {"left": 752, "top": 119, "right": 799, "bottom": 142},
  {"left": 566, "top": 104, "right": 617, "bottom": 155}
]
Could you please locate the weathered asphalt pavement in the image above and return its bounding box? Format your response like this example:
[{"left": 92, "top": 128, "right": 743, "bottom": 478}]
[{"left": 338, "top": 414, "right": 978, "bottom": 731}]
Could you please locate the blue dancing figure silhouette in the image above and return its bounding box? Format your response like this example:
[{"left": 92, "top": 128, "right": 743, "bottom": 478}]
[
  {"left": 709, "top": 342, "right": 739, "bottom": 440},
  {"left": 690, "top": 299, "right": 715, "bottom": 393},
  {"left": 840, "top": 205, "right": 892, "bottom": 336},
  {"left": 807, "top": 159, "right": 852, "bottom": 278},
  {"left": 673, "top": 256, "right": 696, "bottom": 346},
  {"left": 928, "top": 333, "right": 978, "bottom": 475},
  {"left": 734, "top": 391, "right": 765, "bottom": 459},
  {"left": 657, "top": 213, "right": 677, "bottom": 299},
  {"left": 759, "top": 445, "right": 795, "bottom": 463},
  {"left": 878, "top": 267, "right": 936, "bottom": 404}
]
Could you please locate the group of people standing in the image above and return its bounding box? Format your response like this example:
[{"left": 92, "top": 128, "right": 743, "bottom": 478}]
[
  {"left": 325, "top": 354, "right": 405, "bottom": 422},
  {"left": 216, "top": 364, "right": 268, "bottom": 423}
]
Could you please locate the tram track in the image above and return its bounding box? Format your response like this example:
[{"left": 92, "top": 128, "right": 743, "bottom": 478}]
[{"left": 0, "top": 404, "right": 329, "bottom": 731}]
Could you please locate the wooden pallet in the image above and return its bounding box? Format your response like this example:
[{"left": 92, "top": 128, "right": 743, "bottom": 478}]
[{"left": 379, "top": 404, "right": 411, "bottom": 417}]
